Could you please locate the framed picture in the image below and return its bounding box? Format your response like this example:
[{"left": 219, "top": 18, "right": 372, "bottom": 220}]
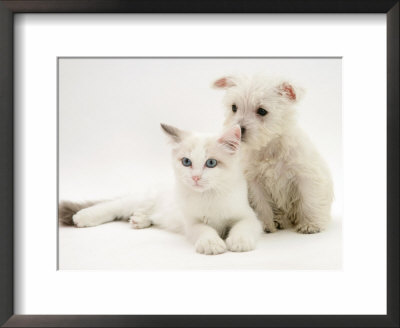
[{"left": 0, "top": 1, "right": 398, "bottom": 327}]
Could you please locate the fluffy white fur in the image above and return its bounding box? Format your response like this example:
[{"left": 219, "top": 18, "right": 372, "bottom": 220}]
[
  {"left": 213, "top": 75, "right": 333, "bottom": 234},
  {"left": 69, "top": 124, "right": 262, "bottom": 255}
]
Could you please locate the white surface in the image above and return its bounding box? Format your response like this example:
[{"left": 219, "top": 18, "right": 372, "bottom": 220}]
[
  {"left": 60, "top": 219, "right": 342, "bottom": 270},
  {"left": 15, "top": 14, "right": 386, "bottom": 315}
]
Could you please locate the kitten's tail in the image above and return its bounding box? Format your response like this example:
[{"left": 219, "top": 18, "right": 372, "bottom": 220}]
[{"left": 58, "top": 200, "right": 100, "bottom": 226}]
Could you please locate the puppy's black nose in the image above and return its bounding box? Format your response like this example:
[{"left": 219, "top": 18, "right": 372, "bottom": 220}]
[{"left": 240, "top": 126, "right": 246, "bottom": 135}]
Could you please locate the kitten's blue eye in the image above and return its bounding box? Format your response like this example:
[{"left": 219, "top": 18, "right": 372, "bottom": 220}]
[
  {"left": 181, "top": 157, "right": 192, "bottom": 167},
  {"left": 205, "top": 159, "right": 218, "bottom": 168}
]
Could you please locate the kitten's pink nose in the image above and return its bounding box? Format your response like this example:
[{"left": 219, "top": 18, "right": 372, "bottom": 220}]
[{"left": 192, "top": 176, "right": 201, "bottom": 182}]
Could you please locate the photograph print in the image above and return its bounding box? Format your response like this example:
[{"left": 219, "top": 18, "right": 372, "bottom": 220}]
[{"left": 58, "top": 58, "right": 342, "bottom": 270}]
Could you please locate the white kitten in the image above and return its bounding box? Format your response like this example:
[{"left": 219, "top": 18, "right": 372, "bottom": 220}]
[
  {"left": 60, "top": 124, "right": 262, "bottom": 255},
  {"left": 213, "top": 75, "right": 334, "bottom": 234}
]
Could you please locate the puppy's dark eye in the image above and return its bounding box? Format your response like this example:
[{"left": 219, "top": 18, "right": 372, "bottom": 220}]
[
  {"left": 232, "top": 104, "right": 237, "bottom": 113},
  {"left": 257, "top": 108, "right": 268, "bottom": 116}
]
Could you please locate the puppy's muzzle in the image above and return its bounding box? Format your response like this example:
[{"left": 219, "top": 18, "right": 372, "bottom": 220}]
[{"left": 240, "top": 126, "right": 246, "bottom": 141}]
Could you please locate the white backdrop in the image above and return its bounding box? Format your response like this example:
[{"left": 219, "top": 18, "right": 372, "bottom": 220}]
[
  {"left": 59, "top": 58, "right": 342, "bottom": 217},
  {"left": 58, "top": 58, "right": 343, "bottom": 271}
]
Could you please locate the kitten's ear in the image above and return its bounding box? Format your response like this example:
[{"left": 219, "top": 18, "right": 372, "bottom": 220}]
[
  {"left": 275, "top": 82, "right": 305, "bottom": 103},
  {"left": 212, "top": 76, "right": 236, "bottom": 89},
  {"left": 160, "top": 123, "right": 187, "bottom": 143},
  {"left": 218, "top": 125, "right": 241, "bottom": 154}
]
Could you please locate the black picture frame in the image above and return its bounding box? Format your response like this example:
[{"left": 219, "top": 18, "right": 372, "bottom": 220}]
[{"left": 0, "top": 1, "right": 398, "bottom": 327}]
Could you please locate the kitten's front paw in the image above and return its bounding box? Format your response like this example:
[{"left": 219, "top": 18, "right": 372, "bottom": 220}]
[
  {"left": 129, "top": 214, "right": 151, "bottom": 229},
  {"left": 73, "top": 209, "right": 100, "bottom": 228},
  {"left": 226, "top": 233, "right": 256, "bottom": 252},
  {"left": 195, "top": 236, "right": 226, "bottom": 255}
]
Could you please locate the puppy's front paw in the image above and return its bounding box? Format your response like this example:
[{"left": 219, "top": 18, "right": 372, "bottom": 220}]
[
  {"left": 73, "top": 209, "right": 100, "bottom": 228},
  {"left": 295, "top": 223, "right": 321, "bottom": 234},
  {"left": 262, "top": 221, "right": 277, "bottom": 233},
  {"left": 273, "top": 217, "right": 286, "bottom": 230},
  {"left": 195, "top": 235, "right": 226, "bottom": 255},
  {"left": 129, "top": 214, "right": 151, "bottom": 229},
  {"left": 226, "top": 233, "right": 256, "bottom": 252}
]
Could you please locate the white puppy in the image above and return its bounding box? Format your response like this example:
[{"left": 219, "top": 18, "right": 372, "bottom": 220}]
[{"left": 213, "top": 75, "right": 333, "bottom": 233}]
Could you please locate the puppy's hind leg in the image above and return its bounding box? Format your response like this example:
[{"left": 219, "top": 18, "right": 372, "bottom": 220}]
[{"left": 291, "top": 178, "right": 333, "bottom": 234}]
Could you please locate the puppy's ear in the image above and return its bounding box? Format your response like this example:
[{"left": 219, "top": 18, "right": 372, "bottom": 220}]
[
  {"left": 212, "top": 76, "right": 236, "bottom": 89},
  {"left": 218, "top": 124, "right": 241, "bottom": 154},
  {"left": 276, "top": 82, "right": 304, "bottom": 102},
  {"left": 160, "top": 123, "right": 187, "bottom": 143}
]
